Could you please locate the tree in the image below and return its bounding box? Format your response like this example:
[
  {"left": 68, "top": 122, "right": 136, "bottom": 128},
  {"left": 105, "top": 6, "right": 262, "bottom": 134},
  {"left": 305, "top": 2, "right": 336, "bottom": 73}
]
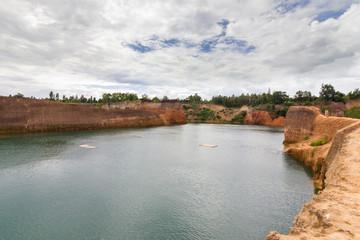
[
  {"left": 271, "top": 91, "right": 288, "bottom": 104},
  {"left": 294, "top": 90, "right": 312, "bottom": 102},
  {"left": 319, "top": 84, "right": 336, "bottom": 102},
  {"left": 141, "top": 94, "right": 150, "bottom": 101},
  {"left": 348, "top": 88, "right": 360, "bottom": 100},
  {"left": 80, "top": 95, "right": 87, "bottom": 103},
  {"left": 188, "top": 93, "right": 201, "bottom": 103},
  {"left": 49, "top": 91, "right": 54, "bottom": 100},
  {"left": 14, "top": 93, "right": 24, "bottom": 98},
  {"left": 152, "top": 97, "right": 160, "bottom": 102},
  {"left": 162, "top": 95, "right": 169, "bottom": 101},
  {"left": 55, "top": 93, "right": 59, "bottom": 101},
  {"left": 319, "top": 84, "right": 345, "bottom": 102}
]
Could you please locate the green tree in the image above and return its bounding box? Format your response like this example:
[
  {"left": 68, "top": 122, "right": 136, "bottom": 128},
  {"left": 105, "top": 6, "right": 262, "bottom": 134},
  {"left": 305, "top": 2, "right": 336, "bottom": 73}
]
[
  {"left": 319, "top": 84, "right": 336, "bottom": 102},
  {"left": 348, "top": 88, "right": 360, "bottom": 100},
  {"left": 49, "top": 91, "right": 54, "bottom": 100},
  {"left": 152, "top": 97, "right": 160, "bottom": 102},
  {"left": 294, "top": 90, "right": 312, "bottom": 102},
  {"left": 188, "top": 93, "right": 202, "bottom": 103},
  {"left": 14, "top": 93, "right": 24, "bottom": 98},
  {"left": 271, "top": 91, "right": 288, "bottom": 104},
  {"left": 319, "top": 83, "right": 345, "bottom": 102},
  {"left": 141, "top": 94, "right": 150, "bottom": 101}
]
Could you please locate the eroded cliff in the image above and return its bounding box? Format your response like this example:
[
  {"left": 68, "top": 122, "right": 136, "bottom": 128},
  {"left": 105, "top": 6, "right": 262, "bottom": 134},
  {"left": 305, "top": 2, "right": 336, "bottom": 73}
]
[
  {"left": 267, "top": 106, "right": 360, "bottom": 240},
  {"left": 0, "top": 97, "right": 186, "bottom": 133},
  {"left": 184, "top": 103, "right": 285, "bottom": 127}
]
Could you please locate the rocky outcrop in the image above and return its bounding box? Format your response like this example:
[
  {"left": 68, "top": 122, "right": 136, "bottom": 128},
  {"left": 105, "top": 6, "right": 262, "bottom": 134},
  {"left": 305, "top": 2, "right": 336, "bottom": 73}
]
[
  {"left": 267, "top": 106, "right": 360, "bottom": 240},
  {"left": 101, "top": 101, "right": 186, "bottom": 125},
  {"left": 244, "top": 110, "right": 285, "bottom": 127},
  {"left": 0, "top": 97, "right": 186, "bottom": 133},
  {"left": 184, "top": 103, "right": 285, "bottom": 127}
]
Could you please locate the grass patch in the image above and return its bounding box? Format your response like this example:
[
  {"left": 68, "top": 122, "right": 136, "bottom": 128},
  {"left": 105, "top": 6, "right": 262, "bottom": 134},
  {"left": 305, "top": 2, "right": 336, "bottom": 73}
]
[
  {"left": 344, "top": 106, "right": 360, "bottom": 119},
  {"left": 302, "top": 136, "right": 309, "bottom": 141},
  {"left": 310, "top": 136, "right": 328, "bottom": 147}
]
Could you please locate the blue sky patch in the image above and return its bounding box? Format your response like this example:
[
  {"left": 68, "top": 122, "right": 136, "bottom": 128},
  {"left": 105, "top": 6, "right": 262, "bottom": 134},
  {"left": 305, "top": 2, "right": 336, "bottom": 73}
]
[
  {"left": 126, "top": 18, "right": 255, "bottom": 54},
  {"left": 276, "top": 0, "right": 310, "bottom": 13},
  {"left": 127, "top": 42, "right": 154, "bottom": 53},
  {"left": 162, "top": 38, "right": 180, "bottom": 47},
  {"left": 314, "top": 9, "right": 347, "bottom": 22}
]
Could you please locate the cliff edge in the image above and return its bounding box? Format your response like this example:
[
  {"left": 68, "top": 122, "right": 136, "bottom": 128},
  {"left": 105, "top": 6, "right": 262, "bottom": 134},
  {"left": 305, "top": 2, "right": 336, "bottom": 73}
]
[
  {"left": 0, "top": 97, "right": 186, "bottom": 133},
  {"left": 267, "top": 106, "right": 360, "bottom": 239}
]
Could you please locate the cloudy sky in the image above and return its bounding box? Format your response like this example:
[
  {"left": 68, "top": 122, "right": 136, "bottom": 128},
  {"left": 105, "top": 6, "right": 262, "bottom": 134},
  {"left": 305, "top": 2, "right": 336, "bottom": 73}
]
[{"left": 1, "top": 0, "right": 359, "bottom": 99}]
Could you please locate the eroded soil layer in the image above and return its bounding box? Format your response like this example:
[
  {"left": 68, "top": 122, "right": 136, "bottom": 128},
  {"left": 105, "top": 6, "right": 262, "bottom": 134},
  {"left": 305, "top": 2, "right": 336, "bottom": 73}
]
[
  {"left": 0, "top": 97, "right": 186, "bottom": 133},
  {"left": 267, "top": 106, "right": 360, "bottom": 240}
]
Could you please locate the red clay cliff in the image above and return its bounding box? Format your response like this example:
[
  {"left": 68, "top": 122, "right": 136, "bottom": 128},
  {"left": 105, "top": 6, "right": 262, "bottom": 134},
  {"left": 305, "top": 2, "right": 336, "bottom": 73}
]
[
  {"left": 267, "top": 106, "right": 360, "bottom": 240},
  {"left": 0, "top": 97, "right": 186, "bottom": 133}
]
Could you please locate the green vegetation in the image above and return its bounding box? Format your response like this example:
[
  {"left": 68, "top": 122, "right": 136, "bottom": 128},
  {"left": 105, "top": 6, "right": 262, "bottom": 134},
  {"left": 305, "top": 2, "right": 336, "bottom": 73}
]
[
  {"left": 302, "top": 136, "right": 309, "bottom": 141},
  {"left": 310, "top": 136, "right": 328, "bottom": 147},
  {"left": 275, "top": 108, "right": 288, "bottom": 117},
  {"left": 344, "top": 106, "right": 360, "bottom": 119},
  {"left": 9, "top": 84, "right": 360, "bottom": 109},
  {"left": 183, "top": 105, "right": 191, "bottom": 110},
  {"left": 348, "top": 88, "right": 360, "bottom": 100},
  {"left": 13, "top": 93, "right": 24, "bottom": 98},
  {"left": 231, "top": 111, "right": 247, "bottom": 123},
  {"left": 319, "top": 84, "right": 345, "bottom": 103},
  {"left": 196, "top": 108, "right": 216, "bottom": 121}
]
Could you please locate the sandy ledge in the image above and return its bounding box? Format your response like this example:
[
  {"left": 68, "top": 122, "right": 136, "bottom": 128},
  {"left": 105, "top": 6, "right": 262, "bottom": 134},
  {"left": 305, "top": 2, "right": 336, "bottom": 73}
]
[{"left": 267, "top": 107, "right": 360, "bottom": 240}]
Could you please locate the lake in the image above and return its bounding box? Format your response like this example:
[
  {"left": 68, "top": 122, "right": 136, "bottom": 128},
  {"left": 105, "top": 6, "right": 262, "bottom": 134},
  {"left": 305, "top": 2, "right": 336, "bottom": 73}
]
[{"left": 0, "top": 124, "right": 314, "bottom": 240}]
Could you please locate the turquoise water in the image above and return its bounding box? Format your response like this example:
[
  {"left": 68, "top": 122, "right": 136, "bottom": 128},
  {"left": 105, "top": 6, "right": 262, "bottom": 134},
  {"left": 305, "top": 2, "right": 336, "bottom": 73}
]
[{"left": 0, "top": 124, "right": 314, "bottom": 239}]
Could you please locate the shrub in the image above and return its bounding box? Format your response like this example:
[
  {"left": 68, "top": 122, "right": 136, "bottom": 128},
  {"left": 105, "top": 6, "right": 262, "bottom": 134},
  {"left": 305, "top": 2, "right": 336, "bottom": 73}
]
[
  {"left": 310, "top": 136, "right": 328, "bottom": 147},
  {"left": 183, "top": 105, "right": 191, "bottom": 110},
  {"left": 275, "top": 108, "right": 288, "bottom": 117},
  {"left": 197, "top": 108, "right": 215, "bottom": 120},
  {"left": 344, "top": 106, "right": 360, "bottom": 119},
  {"left": 231, "top": 112, "right": 246, "bottom": 123},
  {"left": 302, "top": 136, "right": 309, "bottom": 141}
]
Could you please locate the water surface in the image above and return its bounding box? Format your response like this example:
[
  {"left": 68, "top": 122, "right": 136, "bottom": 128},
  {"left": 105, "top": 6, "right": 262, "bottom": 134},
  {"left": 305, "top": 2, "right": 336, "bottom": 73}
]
[{"left": 0, "top": 124, "right": 314, "bottom": 239}]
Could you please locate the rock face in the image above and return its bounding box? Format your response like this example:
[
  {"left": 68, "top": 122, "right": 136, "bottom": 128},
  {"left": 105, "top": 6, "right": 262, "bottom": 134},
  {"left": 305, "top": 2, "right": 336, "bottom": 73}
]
[
  {"left": 267, "top": 106, "right": 360, "bottom": 240},
  {"left": 184, "top": 103, "right": 285, "bottom": 127},
  {"left": 101, "top": 101, "right": 187, "bottom": 125},
  {"left": 0, "top": 97, "right": 186, "bottom": 133},
  {"left": 244, "top": 110, "right": 285, "bottom": 127}
]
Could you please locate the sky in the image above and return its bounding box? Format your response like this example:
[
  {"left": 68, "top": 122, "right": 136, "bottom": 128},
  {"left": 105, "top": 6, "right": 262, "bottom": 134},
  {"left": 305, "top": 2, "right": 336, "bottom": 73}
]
[{"left": 1, "top": 0, "right": 360, "bottom": 100}]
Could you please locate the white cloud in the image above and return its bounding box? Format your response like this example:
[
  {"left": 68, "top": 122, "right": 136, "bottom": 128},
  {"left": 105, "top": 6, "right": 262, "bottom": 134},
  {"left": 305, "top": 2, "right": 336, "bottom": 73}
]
[{"left": 0, "top": 0, "right": 359, "bottom": 99}]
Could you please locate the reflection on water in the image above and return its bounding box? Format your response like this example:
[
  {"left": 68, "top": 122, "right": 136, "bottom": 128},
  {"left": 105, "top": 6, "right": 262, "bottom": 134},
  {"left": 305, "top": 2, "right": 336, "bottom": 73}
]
[{"left": 0, "top": 124, "right": 314, "bottom": 240}]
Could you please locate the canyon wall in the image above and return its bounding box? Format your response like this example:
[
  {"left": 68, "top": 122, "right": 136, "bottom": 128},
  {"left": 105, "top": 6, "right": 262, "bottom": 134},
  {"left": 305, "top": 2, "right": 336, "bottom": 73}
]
[
  {"left": 267, "top": 106, "right": 360, "bottom": 240},
  {"left": 185, "top": 103, "right": 285, "bottom": 127},
  {"left": 0, "top": 97, "right": 186, "bottom": 134},
  {"left": 100, "top": 101, "right": 186, "bottom": 125},
  {"left": 244, "top": 110, "right": 285, "bottom": 127}
]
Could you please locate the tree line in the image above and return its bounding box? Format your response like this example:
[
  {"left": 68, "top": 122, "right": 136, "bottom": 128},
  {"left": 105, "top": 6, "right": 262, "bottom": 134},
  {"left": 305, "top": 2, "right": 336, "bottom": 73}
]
[
  {"left": 210, "top": 84, "right": 360, "bottom": 108},
  {"left": 9, "top": 83, "right": 360, "bottom": 107}
]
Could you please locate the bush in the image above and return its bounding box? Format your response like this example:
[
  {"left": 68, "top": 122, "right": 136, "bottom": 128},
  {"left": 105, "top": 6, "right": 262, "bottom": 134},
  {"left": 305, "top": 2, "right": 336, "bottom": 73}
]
[
  {"left": 231, "top": 111, "right": 247, "bottom": 123},
  {"left": 310, "top": 136, "right": 328, "bottom": 147},
  {"left": 302, "top": 136, "right": 309, "bottom": 141},
  {"left": 344, "top": 106, "right": 360, "bottom": 119},
  {"left": 183, "top": 105, "right": 191, "bottom": 110},
  {"left": 275, "top": 108, "right": 288, "bottom": 117},
  {"left": 197, "top": 108, "right": 215, "bottom": 120}
]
